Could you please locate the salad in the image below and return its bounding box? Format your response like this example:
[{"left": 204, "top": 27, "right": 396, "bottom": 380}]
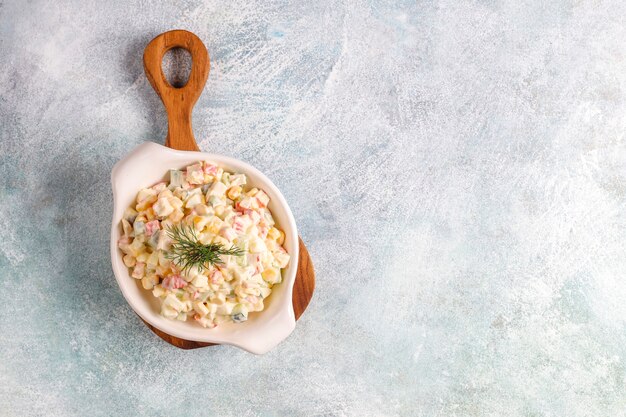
[{"left": 117, "top": 161, "right": 290, "bottom": 328}]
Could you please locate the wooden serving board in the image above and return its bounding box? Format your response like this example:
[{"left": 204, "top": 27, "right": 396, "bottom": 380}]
[{"left": 140, "top": 30, "right": 315, "bottom": 349}]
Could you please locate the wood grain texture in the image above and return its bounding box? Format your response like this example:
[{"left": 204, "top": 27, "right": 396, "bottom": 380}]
[
  {"left": 141, "top": 30, "right": 315, "bottom": 349},
  {"left": 293, "top": 237, "right": 315, "bottom": 320}
]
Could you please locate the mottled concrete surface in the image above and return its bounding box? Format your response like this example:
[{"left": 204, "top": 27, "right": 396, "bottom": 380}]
[{"left": 1, "top": 0, "right": 626, "bottom": 415}]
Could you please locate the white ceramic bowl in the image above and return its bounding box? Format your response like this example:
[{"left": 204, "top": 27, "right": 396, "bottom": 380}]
[{"left": 110, "top": 142, "right": 298, "bottom": 354}]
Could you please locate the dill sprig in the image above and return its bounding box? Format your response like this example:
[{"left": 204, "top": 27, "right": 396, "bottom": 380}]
[{"left": 165, "top": 224, "right": 244, "bottom": 274}]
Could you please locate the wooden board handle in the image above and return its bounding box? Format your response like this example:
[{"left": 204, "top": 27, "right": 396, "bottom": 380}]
[{"left": 143, "top": 30, "right": 210, "bottom": 151}]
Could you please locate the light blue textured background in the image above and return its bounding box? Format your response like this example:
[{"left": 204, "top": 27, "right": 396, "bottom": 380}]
[{"left": 1, "top": 0, "right": 626, "bottom": 416}]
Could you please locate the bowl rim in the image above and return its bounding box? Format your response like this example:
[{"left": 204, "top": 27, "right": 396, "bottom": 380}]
[{"left": 110, "top": 142, "right": 299, "bottom": 354}]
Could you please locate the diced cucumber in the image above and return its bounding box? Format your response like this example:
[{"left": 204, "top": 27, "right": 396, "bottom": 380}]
[
  {"left": 147, "top": 229, "right": 160, "bottom": 248},
  {"left": 133, "top": 221, "right": 145, "bottom": 235},
  {"left": 207, "top": 195, "right": 224, "bottom": 207},
  {"left": 123, "top": 207, "right": 138, "bottom": 223},
  {"left": 185, "top": 193, "right": 204, "bottom": 209},
  {"left": 259, "top": 287, "right": 271, "bottom": 299},
  {"left": 263, "top": 211, "right": 275, "bottom": 227},
  {"left": 231, "top": 304, "right": 248, "bottom": 323},
  {"left": 169, "top": 169, "right": 184, "bottom": 188},
  {"left": 187, "top": 187, "right": 202, "bottom": 196},
  {"left": 198, "top": 291, "right": 212, "bottom": 303},
  {"left": 236, "top": 256, "right": 248, "bottom": 267}
]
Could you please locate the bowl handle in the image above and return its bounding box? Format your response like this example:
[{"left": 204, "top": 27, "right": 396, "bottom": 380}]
[{"left": 143, "top": 30, "right": 210, "bottom": 151}]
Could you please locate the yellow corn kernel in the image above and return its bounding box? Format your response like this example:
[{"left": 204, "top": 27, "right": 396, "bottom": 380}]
[
  {"left": 277, "top": 229, "right": 285, "bottom": 245},
  {"left": 142, "top": 274, "right": 158, "bottom": 290},
  {"left": 267, "top": 227, "right": 281, "bottom": 241},
  {"left": 123, "top": 254, "right": 136, "bottom": 268},
  {"left": 206, "top": 216, "right": 223, "bottom": 234},
  {"left": 152, "top": 285, "right": 166, "bottom": 298},
  {"left": 193, "top": 215, "right": 211, "bottom": 231},
  {"left": 246, "top": 188, "right": 259, "bottom": 197},
  {"left": 261, "top": 268, "right": 279, "bottom": 284},
  {"left": 227, "top": 186, "right": 242, "bottom": 200},
  {"left": 214, "top": 205, "right": 225, "bottom": 216}
]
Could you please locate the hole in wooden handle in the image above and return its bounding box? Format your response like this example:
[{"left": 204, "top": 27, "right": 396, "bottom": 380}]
[{"left": 162, "top": 47, "right": 192, "bottom": 89}]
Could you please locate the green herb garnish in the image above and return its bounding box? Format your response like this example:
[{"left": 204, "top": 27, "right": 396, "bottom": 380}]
[{"left": 165, "top": 224, "right": 244, "bottom": 273}]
